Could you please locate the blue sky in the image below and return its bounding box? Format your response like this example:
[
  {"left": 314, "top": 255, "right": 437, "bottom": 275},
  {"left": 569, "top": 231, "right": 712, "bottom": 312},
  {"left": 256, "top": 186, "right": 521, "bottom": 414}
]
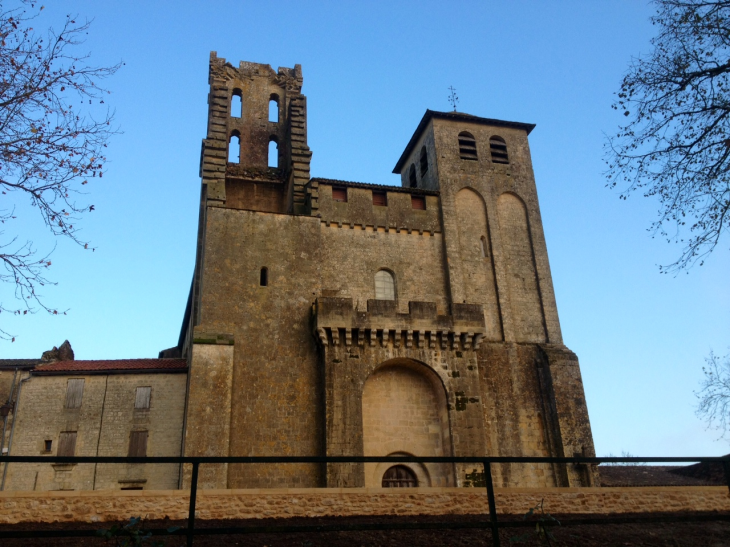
[{"left": 2, "top": 1, "right": 729, "bottom": 458}]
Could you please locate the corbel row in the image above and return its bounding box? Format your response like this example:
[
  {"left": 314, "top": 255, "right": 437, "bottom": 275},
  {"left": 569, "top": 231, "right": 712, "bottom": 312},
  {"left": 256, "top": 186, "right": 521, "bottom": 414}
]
[
  {"left": 320, "top": 220, "right": 439, "bottom": 236},
  {"left": 315, "top": 327, "right": 484, "bottom": 351}
]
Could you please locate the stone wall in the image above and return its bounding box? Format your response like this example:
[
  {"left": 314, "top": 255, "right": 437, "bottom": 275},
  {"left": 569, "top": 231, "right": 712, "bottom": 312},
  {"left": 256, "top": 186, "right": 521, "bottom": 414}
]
[
  {"left": 190, "top": 207, "right": 324, "bottom": 489},
  {"left": 186, "top": 56, "right": 597, "bottom": 493},
  {"left": 3, "top": 372, "right": 186, "bottom": 492},
  {"left": 0, "top": 487, "right": 727, "bottom": 524}
]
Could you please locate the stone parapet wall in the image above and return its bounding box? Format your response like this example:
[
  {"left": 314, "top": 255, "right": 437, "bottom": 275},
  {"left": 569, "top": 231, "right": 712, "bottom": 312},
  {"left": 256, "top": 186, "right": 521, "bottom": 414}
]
[{"left": 0, "top": 487, "right": 727, "bottom": 524}]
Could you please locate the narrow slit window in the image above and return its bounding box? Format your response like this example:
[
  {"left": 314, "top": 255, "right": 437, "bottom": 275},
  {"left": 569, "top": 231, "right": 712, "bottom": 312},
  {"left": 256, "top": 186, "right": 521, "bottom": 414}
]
[
  {"left": 135, "top": 387, "right": 151, "bottom": 410},
  {"left": 489, "top": 136, "right": 509, "bottom": 164},
  {"left": 372, "top": 191, "right": 387, "bottom": 206},
  {"left": 128, "top": 430, "right": 148, "bottom": 458},
  {"left": 231, "top": 90, "right": 242, "bottom": 118},
  {"left": 419, "top": 146, "right": 428, "bottom": 176},
  {"left": 411, "top": 196, "right": 426, "bottom": 210},
  {"left": 480, "top": 236, "right": 488, "bottom": 258},
  {"left": 44, "top": 440, "right": 52, "bottom": 452},
  {"left": 408, "top": 164, "right": 417, "bottom": 188},
  {"left": 260, "top": 267, "right": 268, "bottom": 287},
  {"left": 57, "top": 431, "right": 77, "bottom": 457},
  {"left": 458, "top": 131, "right": 478, "bottom": 160},
  {"left": 269, "top": 94, "right": 279, "bottom": 122},
  {"left": 228, "top": 133, "right": 240, "bottom": 163},
  {"left": 332, "top": 187, "right": 347, "bottom": 202},
  {"left": 268, "top": 140, "right": 278, "bottom": 168},
  {"left": 65, "top": 379, "right": 84, "bottom": 409},
  {"left": 374, "top": 270, "right": 395, "bottom": 301}
]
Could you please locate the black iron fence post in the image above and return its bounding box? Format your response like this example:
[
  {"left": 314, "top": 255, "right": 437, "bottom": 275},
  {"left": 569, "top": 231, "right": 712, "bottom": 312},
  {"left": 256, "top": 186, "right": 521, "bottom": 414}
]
[
  {"left": 187, "top": 461, "right": 200, "bottom": 547},
  {"left": 482, "top": 459, "right": 501, "bottom": 547}
]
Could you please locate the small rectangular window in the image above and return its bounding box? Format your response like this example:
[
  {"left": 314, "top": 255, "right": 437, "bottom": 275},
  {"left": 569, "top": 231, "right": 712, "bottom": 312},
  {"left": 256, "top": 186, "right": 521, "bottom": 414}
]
[
  {"left": 372, "top": 192, "right": 387, "bottom": 206},
  {"left": 44, "top": 440, "right": 53, "bottom": 452},
  {"left": 332, "top": 187, "right": 347, "bottom": 202},
  {"left": 135, "top": 387, "right": 151, "bottom": 410},
  {"left": 57, "top": 431, "right": 77, "bottom": 457},
  {"left": 65, "top": 379, "right": 85, "bottom": 409},
  {"left": 128, "top": 430, "right": 148, "bottom": 458},
  {"left": 411, "top": 196, "right": 426, "bottom": 210}
]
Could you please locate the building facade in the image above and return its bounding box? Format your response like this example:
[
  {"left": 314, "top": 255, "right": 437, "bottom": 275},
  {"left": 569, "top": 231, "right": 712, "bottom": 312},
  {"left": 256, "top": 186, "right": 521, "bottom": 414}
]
[{"left": 0, "top": 54, "right": 597, "bottom": 492}]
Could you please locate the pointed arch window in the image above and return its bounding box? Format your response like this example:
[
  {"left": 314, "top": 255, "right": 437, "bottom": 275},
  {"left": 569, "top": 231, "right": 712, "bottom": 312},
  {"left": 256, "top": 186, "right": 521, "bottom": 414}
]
[
  {"left": 458, "top": 131, "right": 478, "bottom": 160},
  {"left": 489, "top": 136, "right": 509, "bottom": 164},
  {"left": 374, "top": 270, "right": 395, "bottom": 301}
]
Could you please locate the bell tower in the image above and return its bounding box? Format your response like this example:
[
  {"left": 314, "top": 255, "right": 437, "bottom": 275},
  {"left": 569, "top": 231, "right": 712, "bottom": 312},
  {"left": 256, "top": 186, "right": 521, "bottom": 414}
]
[
  {"left": 393, "top": 110, "right": 562, "bottom": 345},
  {"left": 199, "top": 52, "right": 313, "bottom": 214}
]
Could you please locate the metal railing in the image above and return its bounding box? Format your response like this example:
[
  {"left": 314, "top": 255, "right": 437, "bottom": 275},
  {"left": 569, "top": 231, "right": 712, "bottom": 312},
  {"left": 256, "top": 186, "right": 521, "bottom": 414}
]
[{"left": 0, "top": 454, "right": 729, "bottom": 546}]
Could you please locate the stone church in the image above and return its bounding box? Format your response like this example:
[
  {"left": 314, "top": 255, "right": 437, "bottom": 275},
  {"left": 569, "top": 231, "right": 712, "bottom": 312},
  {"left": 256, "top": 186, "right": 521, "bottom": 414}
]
[{"left": 0, "top": 54, "right": 596, "bottom": 492}]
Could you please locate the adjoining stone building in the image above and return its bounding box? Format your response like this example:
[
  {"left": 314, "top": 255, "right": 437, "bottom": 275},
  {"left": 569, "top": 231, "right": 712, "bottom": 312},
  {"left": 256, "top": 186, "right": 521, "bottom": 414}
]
[
  {"left": 0, "top": 358, "right": 186, "bottom": 492},
  {"left": 0, "top": 53, "right": 597, "bottom": 492}
]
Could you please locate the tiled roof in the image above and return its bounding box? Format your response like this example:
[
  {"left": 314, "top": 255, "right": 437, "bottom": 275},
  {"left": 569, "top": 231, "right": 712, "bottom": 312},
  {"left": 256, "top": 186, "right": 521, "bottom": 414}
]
[
  {"left": 0, "top": 359, "right": 43, "bottom": 369},
  {"left": 33, "top": 359, "right": 187, "bottom": 374},
  {"left": 393, "top": 109, "right": 536, "bottom": 173},
  {"left": 599, "top": 465, "right": 724, "bottom": 487}
]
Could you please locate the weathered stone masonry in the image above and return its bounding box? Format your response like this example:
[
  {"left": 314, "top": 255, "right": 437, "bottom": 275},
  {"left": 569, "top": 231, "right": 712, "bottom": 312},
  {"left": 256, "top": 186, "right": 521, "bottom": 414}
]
[
  {"left": 0, "top": 54, "right": 598, "bottom": 494},
  {"left": 180, "top": 54, "right": 598, "bottom": 490}
]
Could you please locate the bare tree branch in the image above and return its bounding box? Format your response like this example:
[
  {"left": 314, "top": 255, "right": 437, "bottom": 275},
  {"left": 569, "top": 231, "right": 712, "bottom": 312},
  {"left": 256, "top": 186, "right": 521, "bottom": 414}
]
[
  {"left": 0, "top": 1, "right": 120, "bottom": 340},
  {"left": 605, "top": 0, "right": 730, "bottom": 273},
  {"left": 696, "top": 350, "right": 730, "bottom": 439}
]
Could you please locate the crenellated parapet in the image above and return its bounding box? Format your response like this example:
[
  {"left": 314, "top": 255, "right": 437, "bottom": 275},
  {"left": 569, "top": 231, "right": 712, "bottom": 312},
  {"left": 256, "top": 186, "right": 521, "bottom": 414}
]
[{"left": 313, "top": 297, "right": 486, "bottom": 351}]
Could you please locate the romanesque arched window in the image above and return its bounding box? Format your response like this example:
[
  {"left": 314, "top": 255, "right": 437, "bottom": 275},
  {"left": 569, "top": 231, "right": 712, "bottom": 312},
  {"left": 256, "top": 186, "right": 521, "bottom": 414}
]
[
  {"left": 489, "top": 136, "right": 509, "bottom": 164},
  {"left": 231, "top": 89, "right": 242, "bottom": 118},
  {"left": 269, "top": 94, "right": 279, "bottom": 123},
  {"left": 268, "top": 139, "right": 278, "bottom": 168},
  {"left": 419, "top": 146, "right": 428, "bottom": 176},
  {"left": 382, "top": 465, "right": 417, "bottom": 487},
  {"left": 374, "top": 270, "right": 395, "bottom": 300},
  {"left": 228, "top": 131, "right": 241, "bottom": 163},
  {"left": 458, "top": 131, "right": 477, "bottom": 160}
]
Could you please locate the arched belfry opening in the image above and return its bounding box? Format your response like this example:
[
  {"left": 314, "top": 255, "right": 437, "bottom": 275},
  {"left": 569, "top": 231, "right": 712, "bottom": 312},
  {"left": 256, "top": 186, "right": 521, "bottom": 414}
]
[{"left": 361, "top": 359, "right": 454, "bottom": 487}]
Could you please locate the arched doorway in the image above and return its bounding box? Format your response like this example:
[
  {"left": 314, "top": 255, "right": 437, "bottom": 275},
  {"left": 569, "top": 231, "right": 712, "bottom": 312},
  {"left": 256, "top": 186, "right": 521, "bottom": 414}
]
[{"left": 362, "top": 359, "right": 454, "bottom": 487}]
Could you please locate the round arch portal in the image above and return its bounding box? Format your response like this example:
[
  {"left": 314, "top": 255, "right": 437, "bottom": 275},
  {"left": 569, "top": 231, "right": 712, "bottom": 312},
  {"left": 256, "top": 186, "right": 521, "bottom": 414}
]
[{"left": 361, "top": 359, "right": 454, "bottom": 487}]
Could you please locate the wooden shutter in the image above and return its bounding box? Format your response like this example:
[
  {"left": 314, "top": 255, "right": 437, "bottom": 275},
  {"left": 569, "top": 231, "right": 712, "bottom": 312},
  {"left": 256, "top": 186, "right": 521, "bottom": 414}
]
[
  {"left": 489, "top": 136, "right": 509, "bottom": 164},
  {"left": 135, "top": 387, "right": 151, "bottom": 410},
  {"left": 128, "top": 430, "right": 148, "bottom": 457},
  {"left": 57, "top": 431, "right": 77, "bottom": 457},
  {"left": 458, "top": 132, "right": 478, "bottom": 160},
  {"left": 411, "top": 196, "right": 426, "bottom": 210},
  {"left": 372, "top": 192, "right": 387, "bottom": 206},
  {"left": 332, "top": 187, "right": 347, "bottom": 202},
  {"left": 65, "top": 379, "right": 84, "bottom": 409}
]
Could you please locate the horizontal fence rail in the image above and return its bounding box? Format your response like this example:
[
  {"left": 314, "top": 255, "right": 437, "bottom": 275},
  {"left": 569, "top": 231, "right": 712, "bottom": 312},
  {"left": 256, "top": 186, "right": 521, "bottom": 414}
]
[{"left": 1, "top": 455, "right": 729, "bottom": 547}]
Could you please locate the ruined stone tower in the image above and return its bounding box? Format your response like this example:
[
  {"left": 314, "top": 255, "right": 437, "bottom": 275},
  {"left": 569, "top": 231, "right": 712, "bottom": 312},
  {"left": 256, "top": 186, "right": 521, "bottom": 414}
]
[{"left": 179, "top": 53, "right": 597, "bottom": 490}]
